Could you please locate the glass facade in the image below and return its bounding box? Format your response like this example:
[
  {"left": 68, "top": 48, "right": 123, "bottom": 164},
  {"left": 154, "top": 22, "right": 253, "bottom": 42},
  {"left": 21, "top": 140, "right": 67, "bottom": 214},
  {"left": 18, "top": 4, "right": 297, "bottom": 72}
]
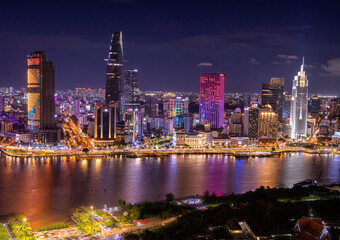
[
  {"left": 95, "top": 104, "right": 117, "bottom": 139},
  {"left": 27, "top": 52, "right": 55, "bottom": 131},
  {"left": 290, "top": 58, "right": 308, "bottom": 139},
  {"left": 105, "top": 32, "right": 124, "bottom": 120},
  {"left": 199, "top": 73, "right": 225, "bottom": 129}
]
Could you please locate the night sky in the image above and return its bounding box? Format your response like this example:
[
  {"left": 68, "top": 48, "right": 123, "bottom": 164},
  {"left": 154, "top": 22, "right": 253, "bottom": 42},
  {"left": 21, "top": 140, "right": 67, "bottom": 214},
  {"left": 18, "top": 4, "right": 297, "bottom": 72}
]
[{"left": 1, "top": 0, "right": 340, "bottom": 94}]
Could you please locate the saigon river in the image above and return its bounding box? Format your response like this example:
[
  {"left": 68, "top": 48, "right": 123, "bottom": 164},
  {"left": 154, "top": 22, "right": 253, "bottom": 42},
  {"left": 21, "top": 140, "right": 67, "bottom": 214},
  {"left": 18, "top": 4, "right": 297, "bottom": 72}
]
[{"left": 0, "top": 153, "right": 339, "bottom": 228}]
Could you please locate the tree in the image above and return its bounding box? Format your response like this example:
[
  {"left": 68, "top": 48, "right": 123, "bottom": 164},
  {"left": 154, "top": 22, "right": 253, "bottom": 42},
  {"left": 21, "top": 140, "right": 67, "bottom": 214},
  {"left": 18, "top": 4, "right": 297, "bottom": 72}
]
[
  {"left": 118, "top": 199, "right": 126, "bottom": 209},
  {"left": 202, "top": 190, "right": 210, "bottom": 203},
  {"left": 130, "top": 205, "right": 141, "bottom": 220},
  {"left": 166, "top": 193, "right": 175, "bottom": 205}
]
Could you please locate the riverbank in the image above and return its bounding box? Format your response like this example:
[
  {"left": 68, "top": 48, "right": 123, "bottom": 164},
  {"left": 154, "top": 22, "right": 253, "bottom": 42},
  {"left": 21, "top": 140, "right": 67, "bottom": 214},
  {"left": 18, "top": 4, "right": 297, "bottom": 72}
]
[
  {"left": 0, "top": 147, "right": 330, "bottom": 158},
  {"left": 19, "top": 185, "right": 340, "bottom": 239},
  {"left": 1, "top": 152, "right": 339, "bottom": 232},
  {"left": 124, "top": 185, "right": 340, "bottom": 240}
]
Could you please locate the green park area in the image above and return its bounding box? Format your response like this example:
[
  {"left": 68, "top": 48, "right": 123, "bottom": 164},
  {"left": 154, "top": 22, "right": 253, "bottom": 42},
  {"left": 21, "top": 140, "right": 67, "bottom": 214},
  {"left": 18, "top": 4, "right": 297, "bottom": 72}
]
[
  {"left": 8, "top": 215, "right": 36, "bottom": 240},
  {"left": 124, "top": 186, "right": 340, "bottom": 240},
  {"left": 36, "top": 223, "right": 69, "bottom": 232},
  {"left": 115, "top": 195, "right": 185, "bottom": 224},
  {"left": 73, "top": 194, "right": 187, "bottom": 235},
  {"left": 0, "top": 223, "right": 10, "bottom": 240},
  {"left": 73, "top": 206, "right": 102, "bottom": 235}
]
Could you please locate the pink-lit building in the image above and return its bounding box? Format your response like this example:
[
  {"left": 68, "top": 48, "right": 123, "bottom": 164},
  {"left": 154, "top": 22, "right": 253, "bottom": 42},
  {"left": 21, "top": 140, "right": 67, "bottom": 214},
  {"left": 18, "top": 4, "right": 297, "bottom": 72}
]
[{"left": 199, "top": 73, "right": 225, "bottom": 129}]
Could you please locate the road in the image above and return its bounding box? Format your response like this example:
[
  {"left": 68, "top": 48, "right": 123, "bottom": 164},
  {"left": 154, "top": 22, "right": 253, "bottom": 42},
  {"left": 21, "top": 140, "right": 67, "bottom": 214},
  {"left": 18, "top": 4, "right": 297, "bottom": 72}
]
[
  {"left": 100, "top": 217, "right": 177, "bottom": 239},
  {"left": 63, "top": 116, "right": 93, "bottom": 150}
]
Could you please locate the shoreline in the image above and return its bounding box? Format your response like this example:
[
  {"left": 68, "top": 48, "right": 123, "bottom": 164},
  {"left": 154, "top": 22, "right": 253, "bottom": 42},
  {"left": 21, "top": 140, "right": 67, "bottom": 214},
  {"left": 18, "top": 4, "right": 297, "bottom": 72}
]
[
  {"left": 1, "top": 147, "right": 331, "bottom": 158},
  {"left": 5, "top": 184, "right": 340, "bottom": 230}
]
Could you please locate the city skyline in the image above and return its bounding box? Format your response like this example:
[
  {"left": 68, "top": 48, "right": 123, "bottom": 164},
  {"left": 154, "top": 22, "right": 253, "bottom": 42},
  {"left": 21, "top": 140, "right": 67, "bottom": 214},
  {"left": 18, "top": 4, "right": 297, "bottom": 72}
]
[
  {"left": 0, "top": 1, "right": 340, "bottom": 94},
  {"left": 0, "top": 1, "right": 340, "bottom": 238}
]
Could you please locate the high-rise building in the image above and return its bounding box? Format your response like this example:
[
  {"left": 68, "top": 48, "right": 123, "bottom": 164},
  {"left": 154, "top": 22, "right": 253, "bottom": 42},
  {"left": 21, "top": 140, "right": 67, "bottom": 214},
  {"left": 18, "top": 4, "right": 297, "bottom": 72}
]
[
  {"left": 27, "top": 51, "right": 55, "bottom": 130},
  {"left": 124, "top": 107, "right": 140, "bottom": 143},
  {"left": 73, "top": 98, "right": 80, "bottom": 117},
  {"left": 258, "top": 107, "right": 278, "bottom": 139},
  {"left": 248, "top": 106, "right": 259, "bottom": 139},
  {"left": 290, "top": 58, "right": 308, "bottom": 139},
  {"left": 229, "top": 107, "right": 242, "bottom": 136},
  {"left": 163, "top": 97, "right": 189, "bottom": 117},
  {"left": 261, "top": 78, "right": 284, "bottom": 123},
  {"left": 329, "top": 98, "right": 340, "bottom": 118},
  {"left": 105, "top": 32, "right": 124, "bottom": 120},
  {"left": 199, "top": 73, "right": 225, "bottom": 129},
  {"left": 243, "top": 107, "right": 249, "bottom": 136},
  {"left": 123, "top": 69, "right": 140, "bottom": 105},
  {"left": 145, "top": 93, "right": 158, "bottom": 118},
  {"left": 27, "top": 51, "right": 59, "bottom": 143},
  {"left": 308, "top": 95, "right": 321, "bottom": 118},
  {"left": 94, "top": 104, "right": 117, "bottom": 139},
  {"left": 283, "top": 92, "right": 291, "bottom": 119}
]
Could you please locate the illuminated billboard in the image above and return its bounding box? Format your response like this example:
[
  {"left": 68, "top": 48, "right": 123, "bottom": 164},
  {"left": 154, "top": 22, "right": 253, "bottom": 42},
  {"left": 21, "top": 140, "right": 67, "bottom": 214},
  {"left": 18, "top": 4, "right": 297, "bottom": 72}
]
[
  {"left": 27, "top": 92, "right": 40, "bottom": 129},
  {"left": 27, "top": 57, "right": 40, "bottom": 66},
  {"left": 28, "top": 69, "right": 40, "bottom": 85}
]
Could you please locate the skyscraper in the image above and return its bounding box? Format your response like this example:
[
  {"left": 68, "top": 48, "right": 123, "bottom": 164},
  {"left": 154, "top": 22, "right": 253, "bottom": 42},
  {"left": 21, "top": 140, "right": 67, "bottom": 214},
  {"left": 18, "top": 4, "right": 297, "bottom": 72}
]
[
  {"left": 123, "top": 69, "right": 140, "bottom": 104},
  {"left": 329, "top": 98, "right": 340, "bottom": 118},
  {"left": 308, "top": 95, "right": 321, "bottom": 118},
  {"left": 27, "top": 51, "right": 58, "bottom": 143},
  {"left": 94, "top": 103, "right": 117, "bottom": 139},
  {"left": 145, "top": 93, "right": 158, "bottom": 118},
  {"left": 261, "top": 78, "right": 284, "bottom": 122},
  {"left": 199, "top": 73, "right": 225, "bottom": 129},
  {"left": 290, "top": 58, "right": 308, "bottom": 139},
  {"left": 105, "top": 32, "right": 123, "bottom": 120},
  {"left": 262, "top": 77, "right": 284, "bottom": 135},
  {"left": 248, "top": 106, "right": 259, "bottom": 139},
  {"left": 258, "top": 107, "right": 278, "bottom": 140}
]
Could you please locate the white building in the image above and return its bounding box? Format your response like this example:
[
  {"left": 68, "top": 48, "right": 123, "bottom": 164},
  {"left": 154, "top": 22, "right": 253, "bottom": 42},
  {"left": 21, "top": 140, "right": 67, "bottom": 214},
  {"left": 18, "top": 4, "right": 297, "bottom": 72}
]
[{"left": 290, "top": 58, "right": 308, "bottom": 139}]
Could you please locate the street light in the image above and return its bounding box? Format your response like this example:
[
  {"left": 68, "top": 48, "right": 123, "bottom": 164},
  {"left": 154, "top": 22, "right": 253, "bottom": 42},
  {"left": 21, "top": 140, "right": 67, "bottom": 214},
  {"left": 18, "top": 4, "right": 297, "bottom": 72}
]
[
  {"left": 23, "top": 218, "right": 27, "bottom": 240},
  {"left": 88, "top": 206, "right": 94, "bottom": 236}
]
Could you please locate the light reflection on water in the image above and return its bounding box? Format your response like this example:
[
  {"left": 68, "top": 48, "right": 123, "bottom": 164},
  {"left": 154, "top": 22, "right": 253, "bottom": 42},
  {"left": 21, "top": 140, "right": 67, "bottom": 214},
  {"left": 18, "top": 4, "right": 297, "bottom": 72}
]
[{"left": 0, "top": 153, "right": 339, "bottom": 228}]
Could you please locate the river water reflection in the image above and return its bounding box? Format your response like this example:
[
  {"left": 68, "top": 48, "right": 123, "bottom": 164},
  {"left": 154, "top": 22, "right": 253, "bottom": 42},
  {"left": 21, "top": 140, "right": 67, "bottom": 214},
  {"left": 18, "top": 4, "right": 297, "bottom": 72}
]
[{"left": 0, "top": 153, "right": 339, "bottom": 227}]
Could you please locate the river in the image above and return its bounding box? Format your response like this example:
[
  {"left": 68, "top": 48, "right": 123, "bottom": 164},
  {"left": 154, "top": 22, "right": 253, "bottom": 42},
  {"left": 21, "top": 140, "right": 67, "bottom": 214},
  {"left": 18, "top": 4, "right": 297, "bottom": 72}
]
[{"left": 0, "top": 153, "right": 339, "bottom": 228}]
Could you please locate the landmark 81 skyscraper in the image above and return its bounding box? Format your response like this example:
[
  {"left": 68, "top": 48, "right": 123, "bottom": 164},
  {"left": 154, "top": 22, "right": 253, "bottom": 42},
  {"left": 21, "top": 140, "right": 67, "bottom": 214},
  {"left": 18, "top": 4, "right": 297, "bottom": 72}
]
[
  {"left": 290, "top": 58, "right": 308, "bottom": 139},
  {"left": 105, "top": 32, "right": 124, "bottom": 120},
  {"left": 199, "top": 73, "right": 225, "bottom": 129}
]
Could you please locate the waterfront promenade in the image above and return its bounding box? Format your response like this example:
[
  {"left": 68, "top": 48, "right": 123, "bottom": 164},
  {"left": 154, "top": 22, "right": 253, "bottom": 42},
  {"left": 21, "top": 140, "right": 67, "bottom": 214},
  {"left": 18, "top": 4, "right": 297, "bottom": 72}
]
[{"left": 1, "top": 145, "right": 333, "bottom": 158}]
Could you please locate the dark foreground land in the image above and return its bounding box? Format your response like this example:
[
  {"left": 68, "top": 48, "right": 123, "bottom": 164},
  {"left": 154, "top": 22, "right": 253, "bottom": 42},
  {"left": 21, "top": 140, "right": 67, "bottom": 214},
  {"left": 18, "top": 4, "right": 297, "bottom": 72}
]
[{"left": 124, "top": 185, "right": 340, "bottom": 240}]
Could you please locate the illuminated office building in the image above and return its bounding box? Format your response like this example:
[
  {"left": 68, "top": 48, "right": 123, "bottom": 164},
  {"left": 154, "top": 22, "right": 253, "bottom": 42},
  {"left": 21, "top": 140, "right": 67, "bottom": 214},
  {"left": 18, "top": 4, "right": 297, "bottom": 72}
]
[
  {"left": 290, "top": 58, "right": 308, "bottom": 139},
  {"left": 105, "top": 32, "right": 124, "bottom": 120},
  {"left": 248, "top": 106, "right": 259, "bottom": 139},
  {"left": 27, "top": 51, "right": 58, "bottom": 143},
  {"left": 123, "top": 69, "right": 139, "bottom": 103},
  {"left": 163, "top": 97, "right": 189, "bottom": 117},
  {"left": 125, "top": 107, "right": 140, "bottom": 143},
  {"left": 308, "top": 95, "right": 321, "bottom": 118},
  {"left": 329, "top": 98, "right": 340, "bottom": 117},
  {"left": 258, "top": 107, "right": 278, "bottom": 139},
  {"left": 95, "top": 104, "right": 117, "bottom": 139},
  {"left": 145, "top": 93, "right": 158, "bottom": 118},
  {"left": 199, "top": 73, "right": 225, "bottom": 129},
  {"left": 261, "top": 78, "right": 284, "bottom": 126}
]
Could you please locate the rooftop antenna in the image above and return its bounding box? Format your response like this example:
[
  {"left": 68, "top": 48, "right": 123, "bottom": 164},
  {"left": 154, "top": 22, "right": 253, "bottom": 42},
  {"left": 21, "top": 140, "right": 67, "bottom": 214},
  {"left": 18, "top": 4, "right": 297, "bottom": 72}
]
[{"left": 301, "top": 56, "right": 305, "bottom": 72}]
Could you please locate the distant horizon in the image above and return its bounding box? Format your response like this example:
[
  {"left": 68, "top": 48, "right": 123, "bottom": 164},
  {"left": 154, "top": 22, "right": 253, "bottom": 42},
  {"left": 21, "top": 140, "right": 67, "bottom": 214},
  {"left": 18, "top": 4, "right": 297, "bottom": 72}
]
[
  {"left": 0, "top": 1, "right": 340, "bottom": 93},
  {"left": 1, "top": 85, "right": 339, "bottom": 98}
]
